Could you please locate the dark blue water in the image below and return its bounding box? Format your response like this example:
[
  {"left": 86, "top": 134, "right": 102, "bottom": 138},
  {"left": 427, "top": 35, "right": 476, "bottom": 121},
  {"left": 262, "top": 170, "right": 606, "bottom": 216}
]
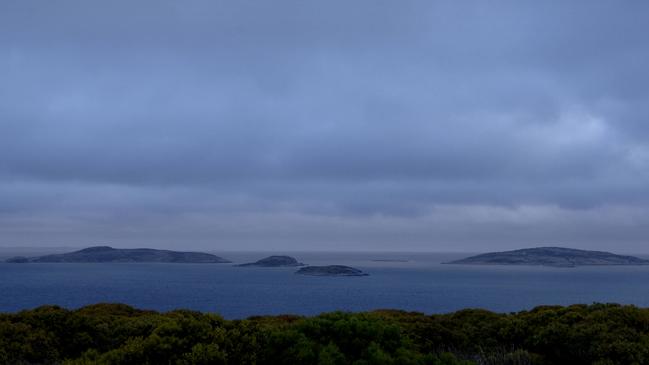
[{"left": 2, "top": 252, "right": 649, "bottom": 319}]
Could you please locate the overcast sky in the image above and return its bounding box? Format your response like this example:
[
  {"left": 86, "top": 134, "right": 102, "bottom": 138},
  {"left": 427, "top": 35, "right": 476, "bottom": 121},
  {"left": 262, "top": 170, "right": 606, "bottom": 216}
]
[{"left": 1, "top": 1, "right": 649, "bottom": 252}]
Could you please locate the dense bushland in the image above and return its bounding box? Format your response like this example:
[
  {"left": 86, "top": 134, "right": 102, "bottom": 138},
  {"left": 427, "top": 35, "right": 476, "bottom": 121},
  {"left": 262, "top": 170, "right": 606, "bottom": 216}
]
[{"left": 1, "top": 303, "right": 648, "bottom": 364}]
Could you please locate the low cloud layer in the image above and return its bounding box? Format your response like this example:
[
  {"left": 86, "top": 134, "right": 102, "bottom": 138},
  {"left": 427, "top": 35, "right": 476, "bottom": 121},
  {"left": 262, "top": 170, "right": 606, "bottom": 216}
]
[{"left": 2, "top": 1, "right": 649, "bottom": 251}]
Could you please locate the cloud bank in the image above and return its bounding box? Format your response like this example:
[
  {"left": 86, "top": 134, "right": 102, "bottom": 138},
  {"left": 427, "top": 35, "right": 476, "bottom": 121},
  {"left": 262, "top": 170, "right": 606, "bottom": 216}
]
[{"left": 2, "top": 1, "right": 649, "bottom": 251}]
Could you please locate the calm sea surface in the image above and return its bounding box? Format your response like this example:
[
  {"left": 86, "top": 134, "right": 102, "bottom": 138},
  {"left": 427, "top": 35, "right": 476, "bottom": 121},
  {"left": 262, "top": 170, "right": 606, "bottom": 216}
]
[{"left": 2, "top": 251, "right": 649, "bottom": 319}]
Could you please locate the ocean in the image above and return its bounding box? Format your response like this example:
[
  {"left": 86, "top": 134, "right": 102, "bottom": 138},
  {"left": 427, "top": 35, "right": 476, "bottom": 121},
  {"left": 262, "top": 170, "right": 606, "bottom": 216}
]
[{"left": 2, "top": 251, "right": 649, "bottom": 319}]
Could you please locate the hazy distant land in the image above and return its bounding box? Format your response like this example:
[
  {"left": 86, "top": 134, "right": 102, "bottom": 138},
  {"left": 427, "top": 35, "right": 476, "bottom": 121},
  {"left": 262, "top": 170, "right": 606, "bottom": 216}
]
[
  {"left": 3, "top": 248, "right": 375, "bottom": 276},
  {"left": 447, "top": 247, "right": 649, "bottom": 267},
  {"left": 371, "top": 259, "right": 409, "bottom": 262},
  {"left": 5, "top": 246, "right": 231, "bottom": 264}
]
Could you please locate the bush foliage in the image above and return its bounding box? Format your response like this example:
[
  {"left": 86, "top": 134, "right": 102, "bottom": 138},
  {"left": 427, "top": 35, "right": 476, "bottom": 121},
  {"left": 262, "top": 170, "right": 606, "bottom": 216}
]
[{"left": 1, "top": 303, "right": 648, "bottom": 364}]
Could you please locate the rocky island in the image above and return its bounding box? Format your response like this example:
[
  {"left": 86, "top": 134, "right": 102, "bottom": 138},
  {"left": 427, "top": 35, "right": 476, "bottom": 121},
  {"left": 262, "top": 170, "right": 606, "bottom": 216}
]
[
  {"left": 5, "top": 246, "right": 231, "bottom": 264},
  {"left": 237, "top": 255, "right": 305, "bottom": 267},
  {"left": 295, "top": 265, "right": 369, "bottom": 276},
  {"left": 446, "top": 247, "right": 649, "bottom": 267}
]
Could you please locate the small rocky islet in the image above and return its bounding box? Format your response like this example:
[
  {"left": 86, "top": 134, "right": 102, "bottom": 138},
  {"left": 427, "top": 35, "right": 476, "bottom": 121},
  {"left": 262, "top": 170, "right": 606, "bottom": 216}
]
[
  {"left": 237, "top": 256, "right": 369, "bottom": 276},
  {"left": 295, "top": 265, "right": 369, "bottom": 277},
  {"left": 237, "top": 255, "right": 305, "bottom": 267}
]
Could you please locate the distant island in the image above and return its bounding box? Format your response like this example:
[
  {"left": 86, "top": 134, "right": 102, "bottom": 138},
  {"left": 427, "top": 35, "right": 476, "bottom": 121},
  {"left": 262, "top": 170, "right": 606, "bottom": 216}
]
[
  {"left": 5, "top": 256, "right": 29, "bottom": 263},
  {"left": 237, "top": 255, "right": 305, "bottom": 267},
  {"left": 446, "top": 247, "right": 649, "bottom": 267},
  {"left": 5, "top": 246, "right": 231, "bottom": 264},
  {"left": 296, "top": 265, "right": 369, "bottom": 276},
  {"left": 371, "top": 259, "right": 409, "bottom": 262}
]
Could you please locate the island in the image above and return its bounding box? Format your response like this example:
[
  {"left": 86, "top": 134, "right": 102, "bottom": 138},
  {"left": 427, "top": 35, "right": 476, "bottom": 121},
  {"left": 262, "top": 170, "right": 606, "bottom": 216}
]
[
  {"left": 237, "top": 255, "right": 305, "bottom": 267},
  {"left": 5, "top": 256, "right": 29, "bottom": 263},
  {"left": 371, "top": 259, "right": 409, "bottom": 263},
  {"left": 445, "top": 247, "right": 649, "bottom": 267},
  {"left": 5, "top": 246, "right": 231, "bottom": 264},
  {"left": 295, "top": 265, "right": 369, "bottom": 276}
]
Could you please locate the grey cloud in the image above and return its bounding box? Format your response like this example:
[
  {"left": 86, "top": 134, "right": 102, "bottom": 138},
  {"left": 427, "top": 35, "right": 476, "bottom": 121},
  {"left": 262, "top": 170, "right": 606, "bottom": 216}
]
[{"left": 1, "top": 1, "right": 649, "bottom": 249}]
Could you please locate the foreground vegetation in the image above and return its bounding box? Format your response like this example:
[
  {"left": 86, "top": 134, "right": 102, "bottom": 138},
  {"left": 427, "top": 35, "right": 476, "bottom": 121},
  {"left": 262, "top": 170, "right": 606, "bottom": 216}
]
[{"left": 2, "top": 303, "right": 649, "bottom": 364}]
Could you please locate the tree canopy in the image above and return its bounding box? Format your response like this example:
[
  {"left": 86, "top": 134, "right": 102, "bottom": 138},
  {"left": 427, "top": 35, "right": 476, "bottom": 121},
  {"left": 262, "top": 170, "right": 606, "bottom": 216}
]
[{"left": 2, "top": 303, "right": 649, "bottom": 364}]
